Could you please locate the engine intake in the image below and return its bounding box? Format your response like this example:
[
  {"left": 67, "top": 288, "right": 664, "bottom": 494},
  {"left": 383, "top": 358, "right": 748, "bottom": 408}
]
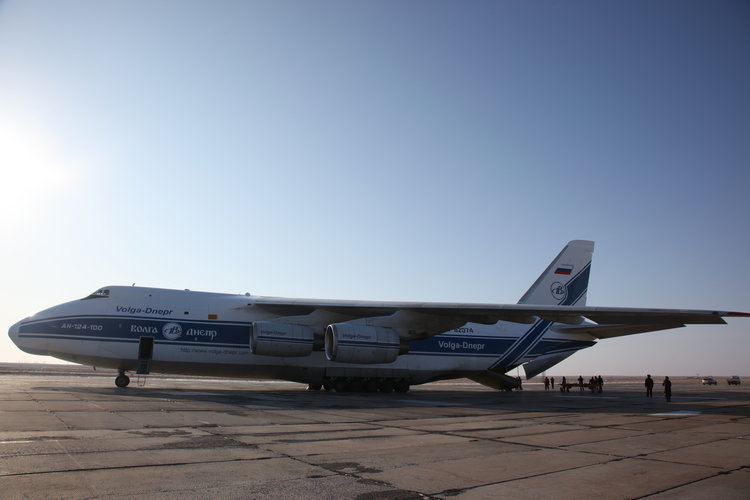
[
  {"left": 325, "top": 324, "right": 401, "bottom": 364},
  {"left": 251, "top": 321, "right": 314, "bottom": 357}
]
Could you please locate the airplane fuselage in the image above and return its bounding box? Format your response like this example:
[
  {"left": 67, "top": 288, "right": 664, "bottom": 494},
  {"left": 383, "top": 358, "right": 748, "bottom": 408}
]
[
  {"left": 11, "top": 241, "right": 743, "bottom": 391},
  {"left": 8, "top": 286, "right": 596, "bottom": 387}
]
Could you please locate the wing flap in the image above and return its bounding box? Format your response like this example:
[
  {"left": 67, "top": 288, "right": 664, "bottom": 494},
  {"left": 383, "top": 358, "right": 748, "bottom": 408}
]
[
  {"left": 580, "top": 311, "right": 727, "bottom": 325},
  {"left": 555, "top": 323, "right": 686, "bottom": 339}
]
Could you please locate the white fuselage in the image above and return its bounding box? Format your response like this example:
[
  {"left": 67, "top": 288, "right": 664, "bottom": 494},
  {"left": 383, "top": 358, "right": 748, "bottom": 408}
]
[{"left": 9, "top": 286, "right": 596, "bottom": 386}]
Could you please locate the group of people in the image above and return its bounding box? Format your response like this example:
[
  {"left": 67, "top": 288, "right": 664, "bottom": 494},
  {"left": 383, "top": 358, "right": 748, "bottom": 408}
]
[
  {"left": 549, "top": 373, "right": 676, "bottom": 402},
  {"left": 548, "top": 375, "right": 604, "bottom": 393},
  {"left": 583, "top": 375, "right": 604, "bottom": 393},
  {"left": 645, "top": 374, "right": 672, "bottom": 401},
  {"left": 540, "top": 374, "right": 674, "bottom": 401}
]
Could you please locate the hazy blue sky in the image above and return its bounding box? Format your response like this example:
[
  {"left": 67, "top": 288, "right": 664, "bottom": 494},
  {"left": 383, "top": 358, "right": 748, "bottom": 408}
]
[{"left": 1, "top": 1, "right": 748, "bottom": 376}]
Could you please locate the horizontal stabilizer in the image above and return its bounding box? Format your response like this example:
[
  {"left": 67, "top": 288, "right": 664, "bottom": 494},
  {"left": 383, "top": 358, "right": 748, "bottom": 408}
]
[
  {"left": 523, "top": 351, "right": 576, "bottom": 379},
  {"left": 469, "top": 371, "right": 522, "bottom": 390}
]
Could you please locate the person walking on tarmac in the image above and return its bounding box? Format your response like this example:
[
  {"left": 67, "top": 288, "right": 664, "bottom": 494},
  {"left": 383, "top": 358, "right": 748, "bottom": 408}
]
[
  {"left": 645, "top": 374, "right": 654, "bottom": 397},
  {"left": 662, "top": 376, "right": 672, "bottom": 402},
  {"left": 544, "top": 376, "right": 550, "bottom": 390},
  {"left": 578, "top": 375, "right": 584, "bottom": 391}
]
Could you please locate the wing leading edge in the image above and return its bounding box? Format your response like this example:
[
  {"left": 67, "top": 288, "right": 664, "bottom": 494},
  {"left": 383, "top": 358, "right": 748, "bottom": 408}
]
[{"left": 244, "top": 298, "right": 748, "bottom": 340}]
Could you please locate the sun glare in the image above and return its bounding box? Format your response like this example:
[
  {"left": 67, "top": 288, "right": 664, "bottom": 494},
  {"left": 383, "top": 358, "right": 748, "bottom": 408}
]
[{"left": 0, "top": 121, "right": 79, "bottom": 222}]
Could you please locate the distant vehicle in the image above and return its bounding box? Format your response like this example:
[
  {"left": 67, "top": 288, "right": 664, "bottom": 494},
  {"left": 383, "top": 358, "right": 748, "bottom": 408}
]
[
  {"left": 702, "top": 376, "right": 717, "bottom": 385},
  {"left": 727, "top": 376, "right": 741, "bottom": 385}
]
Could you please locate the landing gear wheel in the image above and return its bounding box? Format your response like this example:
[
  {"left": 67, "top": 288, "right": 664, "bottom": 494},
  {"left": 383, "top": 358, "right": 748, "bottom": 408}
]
[
  {"left": 379, "top": 379, "right": 395, "bottom": 393},
  {"left": 364, "top": 378, "right": 380, "bottom": 393},
  {"left": 115, "top": 374, "right": 130, "bottom": 388},
  {"left": 349, "top": 378, "right": 365, "bottom": 393},
  {"left": 394, "top": 380, "right": 410, "bottom": 393},
  {"left": 306, "top": 384, "right": 322, "bottom": 391}
]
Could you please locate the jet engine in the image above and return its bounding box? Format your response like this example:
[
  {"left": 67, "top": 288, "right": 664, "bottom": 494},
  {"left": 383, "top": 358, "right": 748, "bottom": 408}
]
[
  {"left": 251, "top": 321, "right": 314, "bottom": 357},
  {"left": 325, "top": 323, "right": 402, "bottom": 364}
]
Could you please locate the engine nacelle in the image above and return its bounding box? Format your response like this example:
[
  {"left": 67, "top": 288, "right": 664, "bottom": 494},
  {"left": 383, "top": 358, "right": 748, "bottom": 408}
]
[
  {"left": 251, "top": 321, "right": 314, "bottom": 357},
  {"left": 325, "top": 323, "right": 401, "bottom": 364}
]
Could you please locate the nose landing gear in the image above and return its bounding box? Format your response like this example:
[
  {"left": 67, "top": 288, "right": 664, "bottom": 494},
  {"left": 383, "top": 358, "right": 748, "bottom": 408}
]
[{"left": 115, "top": 372, "right": 130, "bottom": 388}]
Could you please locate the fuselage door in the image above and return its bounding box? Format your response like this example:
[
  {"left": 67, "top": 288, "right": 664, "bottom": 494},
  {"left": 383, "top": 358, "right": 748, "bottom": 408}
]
[{"left": 137, "top": 336, "right": 154, "bottom": 374}]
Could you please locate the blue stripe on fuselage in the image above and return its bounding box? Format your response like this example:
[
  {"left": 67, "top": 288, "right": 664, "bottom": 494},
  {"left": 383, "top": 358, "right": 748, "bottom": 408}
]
[
  {"left": 489, "top": 262, "right": 591, "bottom": 370},
  {"left": 18, "top": 315, "right": 250, "bottom": 346},
  {"left": 17, "top": 333, "right": 249, "bottom": 349},
  {"left": 409, "top": 334, "right": 515, "bottom": 358},
  {"left": 489, "top": 319, "right": 553, "bottom": 369}
]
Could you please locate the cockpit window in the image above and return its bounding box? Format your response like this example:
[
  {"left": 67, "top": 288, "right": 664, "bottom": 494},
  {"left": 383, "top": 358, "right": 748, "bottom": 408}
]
[{"left": 82, "top": 288, "right": 110, "bottom": 300}]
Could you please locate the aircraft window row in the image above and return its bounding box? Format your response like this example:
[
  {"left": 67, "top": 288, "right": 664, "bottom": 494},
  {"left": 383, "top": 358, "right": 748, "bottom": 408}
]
[{"left": 82, "top": 289, "right": 110, "bottom": 300}]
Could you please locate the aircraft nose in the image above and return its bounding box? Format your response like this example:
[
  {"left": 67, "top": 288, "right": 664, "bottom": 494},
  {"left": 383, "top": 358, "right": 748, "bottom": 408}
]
[
  {"left": 8, "top": 320, "right": 23, "bottom": 345},
  {"left": 8, "top": 318, "right": 47, "bottom": 356}
]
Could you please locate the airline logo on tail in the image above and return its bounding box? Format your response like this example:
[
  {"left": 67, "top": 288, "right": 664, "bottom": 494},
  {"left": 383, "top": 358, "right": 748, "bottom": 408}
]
[{"left": 551, "top": 282, "right": 567, "bottom": 301}]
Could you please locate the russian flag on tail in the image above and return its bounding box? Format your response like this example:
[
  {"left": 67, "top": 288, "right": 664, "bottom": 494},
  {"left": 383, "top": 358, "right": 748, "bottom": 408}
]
[{"left": 554, "top": 265, "right": 573, "bottom": 275}]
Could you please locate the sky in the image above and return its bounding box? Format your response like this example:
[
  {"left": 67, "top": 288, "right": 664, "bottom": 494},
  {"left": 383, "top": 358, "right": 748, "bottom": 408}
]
[{"left": 1, "top": 1, "right": 748, "bottom": 376}]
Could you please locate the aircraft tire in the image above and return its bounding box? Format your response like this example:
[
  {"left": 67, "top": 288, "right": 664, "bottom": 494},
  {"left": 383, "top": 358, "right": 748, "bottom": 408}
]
[
  {"left": 115, "top": 375, "right": 130, "bottom": 388},
  {"left": 394, "top": 380, "right": 410, "bottom": 393},
  {"left": 379, "top": 379, "right": 395, "bottom": 393},
  {"left": 306, "top": 384, "right": 322, "bottom": 391},
  {"left": 349, "top": 378, "right": 365, "bottom": 393}
]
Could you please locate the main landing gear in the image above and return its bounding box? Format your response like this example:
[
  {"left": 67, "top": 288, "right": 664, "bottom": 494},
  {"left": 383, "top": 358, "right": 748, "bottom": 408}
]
[
  {"left": 115, "top": 372, "right": 130, "bottom": 388},
  {"left": 310, "top": 377, "right": 410, "bottom": 393}
]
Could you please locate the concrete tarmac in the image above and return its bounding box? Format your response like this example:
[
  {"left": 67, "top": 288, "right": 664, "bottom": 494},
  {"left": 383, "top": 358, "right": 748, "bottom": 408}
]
[{"left": 0, "top": 367, "right": 748, "bottom": 499}]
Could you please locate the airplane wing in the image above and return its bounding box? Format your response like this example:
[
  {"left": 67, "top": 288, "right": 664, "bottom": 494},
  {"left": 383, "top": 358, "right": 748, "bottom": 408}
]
[{"left": 244, "top": 297, "right": 749, "bottom": 340}]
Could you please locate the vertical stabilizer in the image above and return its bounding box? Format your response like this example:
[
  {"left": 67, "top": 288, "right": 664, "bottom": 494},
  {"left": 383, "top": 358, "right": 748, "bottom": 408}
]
[{"left": 517, "top": 240, "right": 594, "bottom": 306}]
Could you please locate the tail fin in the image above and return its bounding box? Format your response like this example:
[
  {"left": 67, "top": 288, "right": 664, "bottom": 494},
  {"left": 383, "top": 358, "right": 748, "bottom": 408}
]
[{"left": 518, "top": 240, "right": 594, "bottom": 306}]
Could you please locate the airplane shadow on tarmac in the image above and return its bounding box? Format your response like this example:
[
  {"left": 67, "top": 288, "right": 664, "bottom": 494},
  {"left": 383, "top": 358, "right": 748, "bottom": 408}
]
[{"left": 31, "top": 385, "right": 750, "bottom": 417}]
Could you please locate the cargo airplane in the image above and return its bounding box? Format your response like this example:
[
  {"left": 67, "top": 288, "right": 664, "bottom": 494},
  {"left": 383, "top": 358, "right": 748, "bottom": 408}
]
[{"left": 8, "top": 241, "right": 748, "bottom": 392}]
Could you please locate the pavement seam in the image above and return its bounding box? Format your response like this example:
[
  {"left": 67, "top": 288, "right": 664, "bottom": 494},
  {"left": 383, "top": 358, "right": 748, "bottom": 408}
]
[
  {"left": 0, "top": 456, "right": 277, "bottom": 478},
  {"left": 634, "top": 465, "right": 750, "bottom": 499},
  {"left": 26, "top": 390, "right": 74, "bottom": 432},
  {"left": 636, "top": 433, "right": 739, "bottom": 457},
  {"left": 251, "top": 441, "right": 437, "bottom": 500},
  {"left": 431, "top": 454, "right": 630, "bottom": 497},
  {"left": 631, "top": 443, "right": 744, "bottom": 471}
]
